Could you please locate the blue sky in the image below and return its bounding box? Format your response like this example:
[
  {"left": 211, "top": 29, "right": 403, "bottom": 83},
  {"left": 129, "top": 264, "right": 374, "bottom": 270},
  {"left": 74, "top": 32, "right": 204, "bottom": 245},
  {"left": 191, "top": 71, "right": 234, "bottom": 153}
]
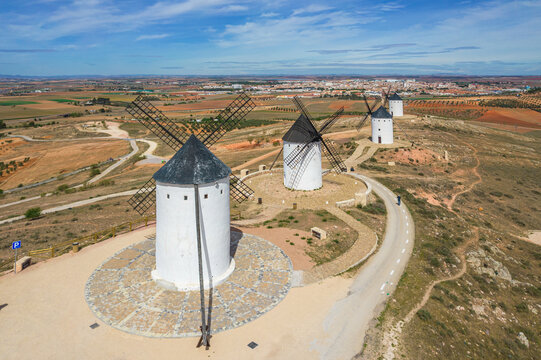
[{"left": 0, "top": 0, "right": 540, "bottom": 76}]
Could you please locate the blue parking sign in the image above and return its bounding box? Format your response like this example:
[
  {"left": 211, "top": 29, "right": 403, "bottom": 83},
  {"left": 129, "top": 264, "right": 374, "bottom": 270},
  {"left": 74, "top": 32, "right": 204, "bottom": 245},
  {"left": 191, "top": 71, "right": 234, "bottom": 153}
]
[{"left": 12, "top": 241, "right": 21, "bottom": 249}]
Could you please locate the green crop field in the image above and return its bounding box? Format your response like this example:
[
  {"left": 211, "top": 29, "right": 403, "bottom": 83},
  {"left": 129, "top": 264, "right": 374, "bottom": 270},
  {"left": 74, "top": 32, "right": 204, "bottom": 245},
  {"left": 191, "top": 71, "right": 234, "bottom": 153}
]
[
  {"left": 0, "top": 100, "right": 39, "bottom": 106},
  {"left": 50, "top": 99, "right": 75, "bottom": 103}
]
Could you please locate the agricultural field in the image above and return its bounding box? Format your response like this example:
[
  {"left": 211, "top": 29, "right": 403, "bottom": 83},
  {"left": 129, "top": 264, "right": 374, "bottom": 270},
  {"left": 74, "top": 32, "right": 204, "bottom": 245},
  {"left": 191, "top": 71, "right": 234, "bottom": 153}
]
[{"left": 406, "top": 95, "right": 541, "bottom": 132}]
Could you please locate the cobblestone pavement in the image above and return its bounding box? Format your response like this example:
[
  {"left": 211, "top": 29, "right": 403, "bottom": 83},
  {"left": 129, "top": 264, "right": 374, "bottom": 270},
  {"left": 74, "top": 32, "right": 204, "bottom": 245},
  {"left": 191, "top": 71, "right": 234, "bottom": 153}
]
[{"left": 85, "top": 232, "right": 292, "bottom": 338}]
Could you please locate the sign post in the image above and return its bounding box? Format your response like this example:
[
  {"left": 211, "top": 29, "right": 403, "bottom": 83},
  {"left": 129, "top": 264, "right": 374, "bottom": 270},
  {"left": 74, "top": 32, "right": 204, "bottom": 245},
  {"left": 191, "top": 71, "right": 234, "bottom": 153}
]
[{"left": 12, "top": 241, "right": 21, "bottom": 274}]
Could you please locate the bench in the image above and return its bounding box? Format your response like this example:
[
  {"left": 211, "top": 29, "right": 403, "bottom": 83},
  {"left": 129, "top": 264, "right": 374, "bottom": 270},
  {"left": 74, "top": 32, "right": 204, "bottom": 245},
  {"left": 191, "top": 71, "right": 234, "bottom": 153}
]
[{"left": 15, "top": 256, "right": 31, "bottom": 272}]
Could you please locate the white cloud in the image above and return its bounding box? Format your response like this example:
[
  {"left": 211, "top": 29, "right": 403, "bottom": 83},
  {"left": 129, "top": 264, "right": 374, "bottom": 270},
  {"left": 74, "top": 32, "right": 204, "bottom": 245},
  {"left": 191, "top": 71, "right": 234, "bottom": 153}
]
[
  {"left": 260, "top": 12, "right": 279, "bottom": 18},
  {"left": 292, "top": 4, "right": 333, "bottom": 16},
  {"left": 136, "top": 33, "right": 171, "bottom": 41},
  {"left": 3, "top": 0, "right": 237, "bottom": 40}
]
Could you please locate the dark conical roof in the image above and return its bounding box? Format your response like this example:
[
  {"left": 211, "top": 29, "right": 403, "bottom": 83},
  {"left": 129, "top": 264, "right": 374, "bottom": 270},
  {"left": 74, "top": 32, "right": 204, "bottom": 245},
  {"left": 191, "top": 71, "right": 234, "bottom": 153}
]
[
  {"left": 153, "top": 134, "right": 231, "bottom": 185},
  {"left": 389, "top": 93, "right": 402, "bottom": 101},
  {"left": 282, "top": 114, "right": 318, "bottom": 143},
  {"left": 371, "top": 106, "right": 393, "bottom": 119}
]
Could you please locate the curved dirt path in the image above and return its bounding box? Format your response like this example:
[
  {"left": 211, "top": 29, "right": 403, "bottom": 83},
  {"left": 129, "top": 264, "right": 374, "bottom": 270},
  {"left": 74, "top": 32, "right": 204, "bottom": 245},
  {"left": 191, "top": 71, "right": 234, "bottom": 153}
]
[
  {"left": 446, "top": 135, "right": 482, "bottom": 210},
  {"left": 382, "top": 138, "right": 482, "bottom": 359},
  {"left": 0, "top": 190, "right": 137, "bottom": 225}
]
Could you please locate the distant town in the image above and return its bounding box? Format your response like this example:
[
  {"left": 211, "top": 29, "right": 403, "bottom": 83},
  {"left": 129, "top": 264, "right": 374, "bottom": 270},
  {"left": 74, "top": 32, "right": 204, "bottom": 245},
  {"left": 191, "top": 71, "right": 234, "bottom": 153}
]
[{"left": 1, "top": 75, "right": 540, "bottom": 98}]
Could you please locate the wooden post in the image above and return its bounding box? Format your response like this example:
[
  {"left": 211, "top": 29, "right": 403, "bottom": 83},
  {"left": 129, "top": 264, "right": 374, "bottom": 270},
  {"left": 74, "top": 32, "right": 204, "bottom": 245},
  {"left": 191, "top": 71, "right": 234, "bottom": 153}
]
[
  {"left": 50, "top": 247, "right": 55, "bottom": 258},
  {"left": 94, "top": 233, "right": 97, "bottom": 242},
  {"left": 129, "top": 222, "right": 132, "bottom": 231},
  {"left": 145, "top": 217, "right": 148, "bottom": 226},
  {"left": 112, "top": 227, "right": 116, "bottom": 237}
]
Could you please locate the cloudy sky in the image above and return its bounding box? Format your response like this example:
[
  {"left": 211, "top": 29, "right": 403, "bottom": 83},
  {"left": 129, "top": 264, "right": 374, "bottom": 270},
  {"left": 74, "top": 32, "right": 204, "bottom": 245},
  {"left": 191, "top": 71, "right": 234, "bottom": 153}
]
[{"left": 1, "top": 0, "right": 540, "bottom": 76}]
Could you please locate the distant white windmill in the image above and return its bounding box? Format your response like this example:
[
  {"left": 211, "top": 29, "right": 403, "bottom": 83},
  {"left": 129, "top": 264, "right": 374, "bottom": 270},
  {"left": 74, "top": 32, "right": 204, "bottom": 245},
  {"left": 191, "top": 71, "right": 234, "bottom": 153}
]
[
  {"left": 388, "top": 93, "right": 404, "bottom": 116},
  {"left": 269, "top": 96, "right": 346, "bottom": 190}
]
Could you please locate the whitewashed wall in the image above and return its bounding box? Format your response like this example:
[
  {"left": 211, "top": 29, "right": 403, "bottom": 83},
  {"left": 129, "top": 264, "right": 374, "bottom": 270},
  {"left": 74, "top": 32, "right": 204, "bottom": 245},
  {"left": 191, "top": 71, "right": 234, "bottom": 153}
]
[
  {"left": 283, "top": 140, "right": 322, "bottom": 190},
  {"left": 152, "top": 177, "right": 234, "bottom": 290}
]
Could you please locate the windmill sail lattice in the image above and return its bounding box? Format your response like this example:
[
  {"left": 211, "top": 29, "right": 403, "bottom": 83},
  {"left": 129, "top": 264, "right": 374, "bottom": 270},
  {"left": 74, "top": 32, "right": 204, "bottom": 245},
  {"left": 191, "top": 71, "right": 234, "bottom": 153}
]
[
  {"left": 127, "top": 93, "right": 256, "bottom": 215},
  {"left": 285, "top": 96, "right": 346, "bottom": 175}
]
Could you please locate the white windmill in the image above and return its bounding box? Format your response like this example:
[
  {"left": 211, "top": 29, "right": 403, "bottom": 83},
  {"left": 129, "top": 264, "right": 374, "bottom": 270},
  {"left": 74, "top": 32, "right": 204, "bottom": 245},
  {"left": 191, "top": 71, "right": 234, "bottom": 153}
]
[
  {"left": 126, "top": 93, "right": 255, "bottom": 348},
  {"left": 370, "top": 106, "right": 394, "bottom": 144},
  {"left": 388, "top": 93, "right": 403, "bottom": 116},
  {"left": 152, "top": 135, "right": 234, "bottom": 291},
  {"left": 270, "top": 96, "right": 346, "bottom": 190},
  {"left": 356, "top": 89, "right": 393, "bottom": 144}
]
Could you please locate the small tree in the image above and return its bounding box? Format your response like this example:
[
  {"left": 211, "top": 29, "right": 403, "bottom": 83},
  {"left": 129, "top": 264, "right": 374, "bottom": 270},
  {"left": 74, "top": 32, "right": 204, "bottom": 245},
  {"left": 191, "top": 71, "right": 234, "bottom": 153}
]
[{"left": 25, "top": 207, "right": 41, "bottom": 219}]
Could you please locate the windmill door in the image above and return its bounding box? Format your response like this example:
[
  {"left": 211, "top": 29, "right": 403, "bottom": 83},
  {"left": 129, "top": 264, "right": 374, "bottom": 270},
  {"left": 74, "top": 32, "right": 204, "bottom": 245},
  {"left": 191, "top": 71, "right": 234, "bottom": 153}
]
[{"left": 378, "top": 136, "right": 382, "bottom": 143}]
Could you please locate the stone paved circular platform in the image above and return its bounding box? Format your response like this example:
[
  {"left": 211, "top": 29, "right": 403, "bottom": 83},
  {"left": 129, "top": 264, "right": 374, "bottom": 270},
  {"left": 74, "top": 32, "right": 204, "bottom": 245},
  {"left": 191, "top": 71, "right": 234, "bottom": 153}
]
[{"left": 85, "top": 232, "right": 292, "bottom": 338}]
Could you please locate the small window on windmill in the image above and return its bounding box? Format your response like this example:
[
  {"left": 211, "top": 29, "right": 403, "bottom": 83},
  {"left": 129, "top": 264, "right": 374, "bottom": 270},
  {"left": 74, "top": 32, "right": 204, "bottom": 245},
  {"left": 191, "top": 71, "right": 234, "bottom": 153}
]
[
  {"left": 220, "top": 189, "right": 223, "bottom": 194},
  {"left": 204, "top": 194, "right": 208, "bottom": 199},
  {"left": 167, "top": 194, "right": 170, "bottom": 199},
  {"left": 184, "top": 195, "right": 188, "bottom": 200}
]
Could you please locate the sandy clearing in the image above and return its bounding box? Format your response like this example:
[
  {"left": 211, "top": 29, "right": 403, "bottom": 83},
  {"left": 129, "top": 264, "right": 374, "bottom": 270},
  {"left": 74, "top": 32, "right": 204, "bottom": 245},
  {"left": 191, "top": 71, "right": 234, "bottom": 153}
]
[
  {"left": 95, "top": 121, "right": 130, "bottom": 138},
  {"left": 79, "top": 121, "right": 129, "bottom": 138},
  {"left": 0, "top": 225, "right": 352, "bottom": 360},
  {"left": 249, "top": 171, "right": 366, "bottom": 209},
  {"left": 526, "top": 230, "right": 541, "bottom": 246}
]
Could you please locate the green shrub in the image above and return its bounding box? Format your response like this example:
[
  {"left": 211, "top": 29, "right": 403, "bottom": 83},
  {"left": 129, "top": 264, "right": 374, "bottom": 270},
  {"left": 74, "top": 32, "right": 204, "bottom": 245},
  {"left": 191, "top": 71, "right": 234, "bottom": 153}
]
[
  {"left": 417, "top": 309, "right": 432, "bottom": 321},
  {"left": 515, "top": 302, "right": 529, "bottom": 313},
  {"left": 57, "top": 184, "right": 69, "bottom": 192},
  {"left": 25, "top": 207, "right": 42, "bottom": 219}
]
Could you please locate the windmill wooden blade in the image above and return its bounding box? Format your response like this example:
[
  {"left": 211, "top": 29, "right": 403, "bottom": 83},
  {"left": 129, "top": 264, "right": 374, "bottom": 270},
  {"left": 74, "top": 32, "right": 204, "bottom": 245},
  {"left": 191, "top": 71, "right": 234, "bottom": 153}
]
[
  {"left": 128, "top": 178, "right": 156, "bottom": 215},
  {"left": 363, "top": 95, "right": 374, "bottom": 115},
  {"left": 201, "top": 93, "right": 255, "bottom": 147},
  {"left": 269, "top": 147, "right": 284, "bottom": 170},
  {"left": 284, "top": 141, "right": 312, "bottom": 168},
  {"left": 321, "top": 138, "right": 346, "bottom": 173},
  {"left": 127, "top": 95, "right": 188, "bottom": 151},
  {"left": 382, "top": 85, "right": 391, "bottom": 108},
  {"left": 357, "top": 95, "right": 378, "bottom": 131},
  {"left": 292, "top": 96, "right": 318, "bottom": 133},
  {"left": 229, "top": 174, "right": 254, "bottom": 202},
  {"left": 356, "top": 113, "right": 371, "bottom": 131},
  {"left": 319, "top": 107, "right": 344, "bottom": 135}
]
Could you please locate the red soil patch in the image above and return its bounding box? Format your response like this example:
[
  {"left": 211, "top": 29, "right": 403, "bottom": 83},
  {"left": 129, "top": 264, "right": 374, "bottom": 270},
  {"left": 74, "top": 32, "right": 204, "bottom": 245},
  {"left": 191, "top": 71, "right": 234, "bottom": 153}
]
[
  {"left": 223, "top": 141, "right": 262, "bottom": 151},
  {"left": 238, "top": 226, "right": 315, "bottom": 270},
  {"left": 328, "top": 100, "right": 356, "bottom": 111},
  {"left": 475, "top": 109, "right": 541, "bottom": 128},
  {"left": 383, "top": 147, "right": 441, "bottom": 165},
  {"left": 415, "top": 190, "right": 442, "bottom": 207}
]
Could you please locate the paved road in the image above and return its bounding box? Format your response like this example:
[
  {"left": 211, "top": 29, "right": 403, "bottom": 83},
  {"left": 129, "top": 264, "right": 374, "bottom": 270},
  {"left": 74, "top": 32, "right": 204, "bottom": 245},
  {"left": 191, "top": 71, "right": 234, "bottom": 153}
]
[{"left": 315, "top": 173, "right": 415, "bottom": 360}]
